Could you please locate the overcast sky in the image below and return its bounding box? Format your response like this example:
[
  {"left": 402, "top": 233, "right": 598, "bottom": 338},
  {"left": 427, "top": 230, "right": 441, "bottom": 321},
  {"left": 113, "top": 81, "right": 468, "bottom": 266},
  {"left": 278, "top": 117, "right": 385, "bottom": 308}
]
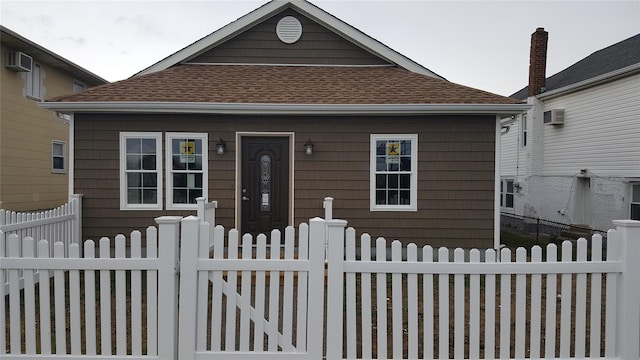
[{"left": 1, "top": 0, "right": 638, "bottom": 97}]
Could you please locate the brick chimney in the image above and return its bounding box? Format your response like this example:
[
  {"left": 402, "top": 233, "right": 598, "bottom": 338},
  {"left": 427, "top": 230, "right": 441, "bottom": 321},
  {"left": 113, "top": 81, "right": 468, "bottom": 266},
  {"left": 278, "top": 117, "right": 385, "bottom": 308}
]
[{"left": 528, "top": 27, "right": 548, "bottom": 97}]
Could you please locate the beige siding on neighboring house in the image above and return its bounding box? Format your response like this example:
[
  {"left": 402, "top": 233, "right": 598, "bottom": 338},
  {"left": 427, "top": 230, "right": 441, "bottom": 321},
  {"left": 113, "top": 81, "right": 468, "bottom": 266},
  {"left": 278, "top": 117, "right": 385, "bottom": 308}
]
[
  {"left": 1, "top": 47, "right": 71, "bottom": 211},
  {"left": 542, "top": 73, "right": 640, "bottom": 177},
  {"left": 74, "top": 114, "right": 496, "bottom": 248}
]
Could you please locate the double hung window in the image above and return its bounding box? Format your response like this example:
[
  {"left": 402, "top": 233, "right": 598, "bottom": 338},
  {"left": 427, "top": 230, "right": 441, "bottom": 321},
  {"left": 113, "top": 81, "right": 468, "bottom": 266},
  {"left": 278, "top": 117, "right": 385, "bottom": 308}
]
[
  {"left": 370, "top": 134, "right": 418, "bottom": 211},
  {"left": 52, "top": 141, "right": 65, "bottom": 173},
  {"left": 501, "top": 178, "right": 515, "bottom": 209},
  {"left": 119, "top": 133, "right": 162, "bottom": 210},
  {"left": 26, "top": 63, "right": 42, "bottom": 100},
  {"left": 166, "top": 133, "right": 208, "bottom": 210}
]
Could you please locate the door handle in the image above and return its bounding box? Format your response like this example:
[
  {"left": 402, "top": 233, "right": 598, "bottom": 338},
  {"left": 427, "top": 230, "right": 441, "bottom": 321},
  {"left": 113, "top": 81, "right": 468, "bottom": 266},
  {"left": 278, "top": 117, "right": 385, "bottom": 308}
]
[{"left": 242, "top": 196, "right": 250, "bottom": 201}]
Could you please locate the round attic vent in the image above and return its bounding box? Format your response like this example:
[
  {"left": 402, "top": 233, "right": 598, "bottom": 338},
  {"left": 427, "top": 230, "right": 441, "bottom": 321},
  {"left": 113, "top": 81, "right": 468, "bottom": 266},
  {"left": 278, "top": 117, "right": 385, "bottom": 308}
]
[{"left": 276, "top": 16, "right": 302, "bottom": 44}]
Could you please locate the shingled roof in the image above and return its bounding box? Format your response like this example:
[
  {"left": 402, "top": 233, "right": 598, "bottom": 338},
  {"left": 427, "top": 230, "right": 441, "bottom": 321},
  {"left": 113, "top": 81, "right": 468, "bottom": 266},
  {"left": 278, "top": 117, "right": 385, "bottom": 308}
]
[
  {"left": 512, "top": 33, "right": 640, "bottom": 100},
  {"left": 49, "top": 64, "right": 520, "bottom": 105}
]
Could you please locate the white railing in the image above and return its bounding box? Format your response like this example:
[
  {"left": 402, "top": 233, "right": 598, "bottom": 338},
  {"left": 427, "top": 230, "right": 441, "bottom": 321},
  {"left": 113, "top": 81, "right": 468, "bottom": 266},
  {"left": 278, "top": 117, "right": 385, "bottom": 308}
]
[
  {"left": 2, "top": 198, "right": 639, "bottom": 359},
  {"left": 1, "top": 194, "right": 82, "bottom": 291}
]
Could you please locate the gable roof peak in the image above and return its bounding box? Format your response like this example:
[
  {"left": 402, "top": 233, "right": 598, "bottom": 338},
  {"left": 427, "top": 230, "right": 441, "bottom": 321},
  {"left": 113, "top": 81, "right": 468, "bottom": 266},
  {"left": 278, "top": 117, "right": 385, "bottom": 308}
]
[{"left": 134, "top": 0, "right": 444, "bottom": 80}]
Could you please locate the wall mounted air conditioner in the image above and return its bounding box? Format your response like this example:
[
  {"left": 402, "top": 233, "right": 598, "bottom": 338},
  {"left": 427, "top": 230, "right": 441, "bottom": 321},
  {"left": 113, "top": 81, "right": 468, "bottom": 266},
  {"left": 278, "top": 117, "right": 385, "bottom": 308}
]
[
  {"left": 543, "top": 109, "right": 564, "bottom": 125},
  {"left": 5, "top": 51, "right": 33, "bottom": 72}
]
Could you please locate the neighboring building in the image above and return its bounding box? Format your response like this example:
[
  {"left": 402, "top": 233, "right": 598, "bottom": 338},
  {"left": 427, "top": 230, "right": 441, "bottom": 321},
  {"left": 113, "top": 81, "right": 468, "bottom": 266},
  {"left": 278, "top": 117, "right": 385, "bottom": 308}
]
[
  {"left": 1, "top": 26, "right": 108, "bottom": 211},
  {"left": 501, "top": 28, "right": 640, "bottom": 232},
  {"left": 42, "top": 0, "right": 528, "bottom": 247}
]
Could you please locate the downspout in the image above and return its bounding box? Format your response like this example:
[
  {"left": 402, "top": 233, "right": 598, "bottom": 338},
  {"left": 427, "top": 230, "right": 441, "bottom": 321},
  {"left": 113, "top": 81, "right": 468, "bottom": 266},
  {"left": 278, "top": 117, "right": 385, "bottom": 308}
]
[
  {"left": 68, "top": 113, "right": 74, "bottom": 198},
  {"left": 494, "top": 116, "right": 502, "bottom": 250}
]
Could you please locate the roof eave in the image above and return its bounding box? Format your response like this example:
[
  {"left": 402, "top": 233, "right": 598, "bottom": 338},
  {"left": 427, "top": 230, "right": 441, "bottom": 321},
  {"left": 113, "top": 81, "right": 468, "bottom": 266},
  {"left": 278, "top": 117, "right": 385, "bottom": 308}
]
[
  {"left": 39, "top": 102, "right": 531, "bottom": 116},
  {"left": 537, "top": 63, "right": 640, "bottom": 100}
]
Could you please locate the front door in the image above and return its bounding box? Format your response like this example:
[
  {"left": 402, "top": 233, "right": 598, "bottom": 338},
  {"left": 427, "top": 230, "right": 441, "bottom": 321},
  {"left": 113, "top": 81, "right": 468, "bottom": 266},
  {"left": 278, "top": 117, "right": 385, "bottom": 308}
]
[{"left": 241, "top": 136, "right": 290, "bottom": 236}]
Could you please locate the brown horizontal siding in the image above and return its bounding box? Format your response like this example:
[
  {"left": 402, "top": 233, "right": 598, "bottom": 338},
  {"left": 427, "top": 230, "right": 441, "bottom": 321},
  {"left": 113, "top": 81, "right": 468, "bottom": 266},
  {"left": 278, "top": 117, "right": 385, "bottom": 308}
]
[
  {"left": 190, "top": 8, "right": 389, "bottom": 66},
  {"left": 74, "top": 114, "right": 495, "bottom": 248}
]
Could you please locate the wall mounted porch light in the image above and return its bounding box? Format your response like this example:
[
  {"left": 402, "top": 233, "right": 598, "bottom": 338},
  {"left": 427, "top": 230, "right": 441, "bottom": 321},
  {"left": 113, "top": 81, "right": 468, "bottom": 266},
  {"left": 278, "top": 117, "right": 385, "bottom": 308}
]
[
  {"left": 304, "top": 139, "right": 314, "bottom": 156},
  {"left": 216, "top": 138, "right": 226, "bottom": 155}
]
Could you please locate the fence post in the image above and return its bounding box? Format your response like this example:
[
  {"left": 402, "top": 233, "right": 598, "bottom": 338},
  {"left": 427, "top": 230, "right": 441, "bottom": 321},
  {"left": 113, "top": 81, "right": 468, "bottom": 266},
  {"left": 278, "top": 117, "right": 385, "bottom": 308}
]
[
  {"left": 155, "top": 216, "right": 182, "bottom": 360},
  {"left": 70, "top": 194, "right": 83, "bottom": 248},
  {"left": 612, "top": 219, "right": 640, "bottom": 360},
  {"left": 323, "top": 197, "right": 333, "bottom": 220},
  {"left": 307, "top": 217, "right": 327, "bottom": 359},
  {"left": 178, "top": 216, "right": 203, "bottom": 360},
  {"left": 325, "top": 218, "right": 348, "bottom": 360}
]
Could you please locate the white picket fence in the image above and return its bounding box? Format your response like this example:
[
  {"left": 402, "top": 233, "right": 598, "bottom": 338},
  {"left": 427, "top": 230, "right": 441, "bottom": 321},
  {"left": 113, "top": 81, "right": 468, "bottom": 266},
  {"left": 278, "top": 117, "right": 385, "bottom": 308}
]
[
  {"left": 1, "top": 198, "right": 639, "bottom": 359},
  {"left": 1, "top": 194, "right": 82, "bottom": 292}
]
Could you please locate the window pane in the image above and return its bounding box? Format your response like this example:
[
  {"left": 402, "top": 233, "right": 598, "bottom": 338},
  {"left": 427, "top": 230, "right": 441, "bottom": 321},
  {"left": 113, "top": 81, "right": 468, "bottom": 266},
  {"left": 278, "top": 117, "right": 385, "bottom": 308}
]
[
  {"left": 376, "top": 156, "right": 386, "bottom": 172},
  {"left": 53, "top": 143, "right": 64, "bottom": 156},
  {"left": 128, "top": 173, "right": 141, "bottom": 187},
  {"left": 388, "top": 162, "right": 399, "bottom": 172},
  {"left": 127, "top": 155, "right": 141, "bottom": 170},
  {"left": 507, "top": 180, "right": 514, "bottom": 193},
  {"left": 173, "top": 189, "right": 187, "bottom": 204},
  {"left": 142, "top": 155, "right": 156, "bottom": 170},
  {"left": 172, "top": 155, "right": 186, "bottom": 170},
  {"left": 189, "top": 155, "right": 202, "bottom": 171},
  {"left": 173, "top": 173, "right": 187, "bottom": 187},
  {"left": 400, "top": 156, "right": 411, "bottom": 171},
  {"left": 141, "top": 138, "right": 156, "bottom": 153},
  {"left": 192, "top": 173, "right": 203, "bottom": 188},
  {"left": 126, "top": 138, "right": 141, "bottom": 153},
  {"left": 142, "top": 189, "right": 157, "bottom": 204},
  {"left": 376, "top": 174, "right": 386, "bottom": 188},
  {"left": 387, "top": 190, "right": 398, "bottom": 205},
  {"left": 188, "top": 189, "right": 202, "bottom": 204},
  {"left": 128, "top": 189, "right": 141, "bottom": 204},
  {"left": 631, "top": 204, "right": 640, "bottom": 220},
  {"left": 376, "top": 141, "right": 386, "bottom": 155},
  {"left": 506, "top": 194, "right": 514, "bottom": 208},
  {"left": 400, "top": 190, "right": 411, "bottom": 205},
  {"left": 633, "top": 184, "right": 640, "bottom": 202},
  {"left": 388, "top": 174, "right": 399, "bottom": 189},
  {"left": 376, "top": 190, "right": 386, "bottom": 205},
  {"left": 53, "top": 157, "right": 64, "bottom": 170},
  {"left": 142, "top": 173, "right": 156, "bottom": 187},
  {"left": 401, "top": 140, "right": 411, "bottom": 155},
  {"left": 400, "top": 174, "right": 410, "bottom": 189}
]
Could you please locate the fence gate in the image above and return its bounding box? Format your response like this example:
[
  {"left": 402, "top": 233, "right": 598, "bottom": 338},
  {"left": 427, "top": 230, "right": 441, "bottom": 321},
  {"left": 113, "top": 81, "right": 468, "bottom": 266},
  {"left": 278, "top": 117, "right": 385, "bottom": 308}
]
[{"left": 177, "top": 216, "right": 327, "bottom": 360}]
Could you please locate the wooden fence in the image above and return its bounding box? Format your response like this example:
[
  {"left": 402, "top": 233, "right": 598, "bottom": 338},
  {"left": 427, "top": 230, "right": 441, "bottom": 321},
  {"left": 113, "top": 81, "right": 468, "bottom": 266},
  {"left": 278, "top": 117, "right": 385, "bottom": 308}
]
[{"left": 2, "top": 200, "right": 639, "bottom": 359}]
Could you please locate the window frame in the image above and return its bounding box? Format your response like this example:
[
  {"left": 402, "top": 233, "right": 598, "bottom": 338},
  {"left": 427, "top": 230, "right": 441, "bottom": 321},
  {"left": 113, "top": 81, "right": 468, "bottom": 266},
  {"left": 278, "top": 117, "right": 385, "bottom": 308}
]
[
  {"left": 370, "top": 134, "right": 418, "bottom": 212},
  {"left": 119, "top": 132, "right": 163, "bottom": 210},
  {"left": 521, "top": 113, "right": 527, "bottom": 147},
  {"left": 631, "top": 183, "right": 640, "bottom": 220},
  {"left": 25, "top": 62, "right": 43, "bottom": 100},
  {"left": 165, "top": 132, "right": 208, "bottom": 210},
  {"left": 52, "top": 140, "right": 66, "bottom": 173},
  {"left": 500, "top": 178, "right": 515, "bottom": 210},
  {"left": 72, "top": 80, "right": 86, "bottom": 93}
]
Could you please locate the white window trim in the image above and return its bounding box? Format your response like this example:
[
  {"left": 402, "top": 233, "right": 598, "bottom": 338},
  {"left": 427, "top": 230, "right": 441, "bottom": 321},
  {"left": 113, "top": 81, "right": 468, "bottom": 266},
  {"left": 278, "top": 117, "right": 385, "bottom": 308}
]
[
  {"left": 26, "top": 62, "right": 43, "bottom": 100},
  {"left": 370, "top": 134, "right": 418, "bottom": 212},
  {"left": 52, "top": 140, "right": 66, "bottom": 173},
  {"left": 119, "top": 132, "right": 163, "bottom": 210},
  {"left": 165, "top": 132, "right": 208, "bottom": 210},
  {"left": 500, "top": 178, "right": 515, "bottom": 210},
  {"left": 521, "top": 114, "right": 527, "bottom": 147}
]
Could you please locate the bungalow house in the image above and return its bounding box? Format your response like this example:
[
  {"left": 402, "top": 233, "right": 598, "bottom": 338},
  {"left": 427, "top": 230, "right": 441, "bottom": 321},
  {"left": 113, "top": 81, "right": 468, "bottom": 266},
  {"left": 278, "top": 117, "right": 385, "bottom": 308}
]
[
  {"left": 41, "top": 0, "right": 528, "bottom": 248},
  {"left": 500, "top": 28, "right": 640, "bottom": 233},
  {"left": 1, "top": 26, "right": 108, "bottom": 211}
]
